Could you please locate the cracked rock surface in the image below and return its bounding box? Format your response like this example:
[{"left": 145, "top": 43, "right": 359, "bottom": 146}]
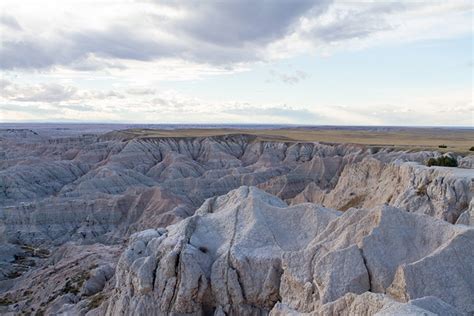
[
  {"left": 105, "top": 187, "right": 474, "bottom": 315},
  {"left": 0, "top": 127, "right": 473, "bottom": 315}
]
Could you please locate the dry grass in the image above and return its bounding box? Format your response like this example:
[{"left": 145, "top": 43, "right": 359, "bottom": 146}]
[
  {"left": 340, "top": 195, "right": 366, "bottom": 211},
  {"left": 105, "top": 127, "right": 474, "bottom": 154},
  {"left": 416, "top": 185, "right": 427, "bottom": 196},
  {"left": 0, "top": 297, "right": 14, "bottom": 306},
  {"left": 88, "top": 293, "right": 106, "bottom": 310},
  {"left": 63, "top": 271, "right": 90, "bottom": 295}
]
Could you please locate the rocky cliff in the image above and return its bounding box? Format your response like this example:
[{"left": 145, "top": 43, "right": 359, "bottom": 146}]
[
  {"left": 0, "top": 129, "right": 472, "bottom": 315},
  {"left": 104, "top": 187, "right": 473, "bottom": 315}
]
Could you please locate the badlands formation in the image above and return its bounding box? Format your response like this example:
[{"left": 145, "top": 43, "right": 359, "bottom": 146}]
[{"left": 0, "top": 127, "right": 473, "bottom": 315}]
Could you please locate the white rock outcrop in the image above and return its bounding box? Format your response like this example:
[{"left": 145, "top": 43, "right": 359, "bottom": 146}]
[
  {"left": 1, "top": 128, "right": 473, "bottom": 315},
  {"left": 293, "top": 158, "right": 473, "bottom": 223},
  {"left": 106, "top": 187, "right": 341, "bottom": 315},
  {"left": 105, "top": 186, "right": 474, "bottom": 315}
]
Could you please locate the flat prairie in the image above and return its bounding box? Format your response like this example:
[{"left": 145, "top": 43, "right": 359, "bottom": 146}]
[{"left": 107, "top": 126, "right": 474, "bottom": 153}]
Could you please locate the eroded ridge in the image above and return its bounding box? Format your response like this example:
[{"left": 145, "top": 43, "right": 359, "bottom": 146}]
[
  {"left": 106, "top": 187, "right": 474, "bottom": 315},
  {"left": 0, "top": 129, "right": 472, "bottom": 315}
]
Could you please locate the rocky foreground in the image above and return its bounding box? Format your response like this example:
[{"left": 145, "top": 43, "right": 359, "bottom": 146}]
[{"left": 0, "top": 128, "right": 473, "bottom": 315}]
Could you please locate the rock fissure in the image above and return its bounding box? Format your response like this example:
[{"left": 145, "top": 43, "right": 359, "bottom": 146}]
[{"left": 359, "top": 247, "right": 373, "bottom": 293}]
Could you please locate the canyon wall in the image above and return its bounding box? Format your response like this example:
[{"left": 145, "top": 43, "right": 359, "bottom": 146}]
[{"left": 0, "top": 129, "right": 472, "bottom": 315}]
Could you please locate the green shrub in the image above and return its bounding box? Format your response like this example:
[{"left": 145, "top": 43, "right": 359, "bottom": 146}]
[
  {"left": 63, "top": 271, "right": 89, "bottom": 295},
  {"left": 469, "top": 146, "right": 474, "bottom": 151},
  {"left": 88, "top": 293, "right": 105, "bottom": 310},
  {"left": 416, "top": 185, "right": 427, "bottom": 196},
  {"left": 438, "top": 144, "right": 447, "bottom": 148},
  {"left": 0, "top": 297, "right": 14, "bottom": 306},
  {"left": 426, "top": 156, "right": 458, "bottom": 167}
]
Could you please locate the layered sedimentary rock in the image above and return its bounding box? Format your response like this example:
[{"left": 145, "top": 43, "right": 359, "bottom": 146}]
[
  {"left": 456, "top": 198, "right": 474, "bottom": 226},
  {"left": 0, "top": 242, "right": 120, "bottom": 315},
  {"left": 292, "top": 157, "right": 473, "bottom": 223},
  {"left": 1, "top": 128, "right": 473, "bottom": 315},
  {"left": 2, "top": 132, "right": 471, "bottom": 248},
  {"left": 104, "top": 187, "right": 474, "bottom": 315}
]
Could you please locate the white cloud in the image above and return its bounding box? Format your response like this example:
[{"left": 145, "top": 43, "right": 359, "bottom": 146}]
[
  {"left": 267, "top": 69, "right": 309, "bottom": 85},
  {"left": 1, "top": 79, "right": 471, "bottom": 126},
  {"left": 267, "top": 1, "right": 473, "bottom": 58},
  {"left": 0, "top": 0, "right": 471, "bottom": 125},
  {"left": 0, "top": 0, "right": 327, "bottom": 71},
  {"left": 0, "top": 80, "right": 125, "bottom": 103},
  {"left": 1, "top": 0, "right": 471, "bottom": 73},
  {"left": 330, "top": 88, "right": 474, "bottom": 126}
]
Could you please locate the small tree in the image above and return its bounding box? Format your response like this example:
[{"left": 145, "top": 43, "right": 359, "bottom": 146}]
[
  {"left": 426, "top": 156, "right": 458, "bottom": 167},
  {"left": 426, "top": 158, "right": 437, "bottom": 167},
  {"left": 469, "top": 146, "right": 474, "bottom": 151}
]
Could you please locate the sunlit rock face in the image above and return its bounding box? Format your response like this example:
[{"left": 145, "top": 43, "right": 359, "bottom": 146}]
[
  {"left": 0, "top": 128, "right": 472, "bottom": 315},
  {"left": 291, "top": 158, "right": 473, "bottom": 223},
  {"left": 106, "top": 187, "right": 474, "bottom": 315}
]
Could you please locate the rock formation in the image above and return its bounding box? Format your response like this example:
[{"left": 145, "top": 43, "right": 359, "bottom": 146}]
[
  {"left": 104, "top": 187, "right": 474, "bottom": 315},
  {"left": 0, "top": 127, "right": 473, "bottom": 315},
  {"left": 292, "top": 158, "right": 472, "bottom": 223}
]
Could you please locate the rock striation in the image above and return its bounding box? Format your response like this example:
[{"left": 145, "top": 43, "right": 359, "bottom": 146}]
[
  {"left": 292, "top": 158, "right": 473, "bottom": 223},
  {"left": 0, "top": 128, "right": 473, "bottom": 315},
  {"left": 1, "top": 132, "right": 471, "bottom": 248},
  {"left": 104, "top": 186, "right": 473, "bottom": 315}
]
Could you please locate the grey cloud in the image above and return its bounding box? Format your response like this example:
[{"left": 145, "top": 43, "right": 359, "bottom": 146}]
[
  {"left": 268, "top": 69, "right": 309, "bottom": 84},
  {"left": 0, "top": 102, "right": 97, "bottom": 116},
  {"left": 104, "top": 91, "right": 125, "bottom": 99},
  {"left": 0, "top": 14, "right": 22, "bottom": 30},
  {"left": 0, "top": 103, "right": 59, "bottom": 115},
  {"left": 1, "top": 1, "right": 439, "bottom": 71},
  {"left": 0, "top": 79, "right": 12, "bottom": 89},
  {"left": 59, "top": 104, "right": 96, "bottom": 112},
  {"left": 12, "top": 83, "right": 78, "bottom": 103},
  {"left": 0, "top": 40, "right": 58, "bottom": 69},
  {"left": 172, "top": 0, "right": 328, "bottom": 46},
  {"left": 310, "top": 17, "right": 390, "bottom": 43},
  {"left": 1, "top": 81, "right": 78, "bottom": 102},
  {"left": 225, "top": 105, "right": 320, "bottom": 123},
  {"left": 68, "top": 55, "right": 127, "bottom": 71},
  {"left": 1, "top": 81, "right": 124, "bottom": 103},
  {"left": 0, "top": 28, "right": 178, "bottom": 70},
  {"left": 305, "top": 3, "right": 404, "bottom": 43},
  {"left": 150, "top": 97, "right": 194, "bottom": 110},
  {"left": 127, "top": 88, "right": 156, "bottom": 95},
  {"left": 78, "top": 90, "right": 125, "bottom": 100},
  {"left": 0, "top": 1, "right": 331, "bottom": 70},
  {"left": 69, "top": 28, "right": 180, "bottom": 62}
]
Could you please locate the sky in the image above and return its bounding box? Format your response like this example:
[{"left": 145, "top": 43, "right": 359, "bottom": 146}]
[{"left": 0, "top": 0, "right": 473, "bottom": 126}]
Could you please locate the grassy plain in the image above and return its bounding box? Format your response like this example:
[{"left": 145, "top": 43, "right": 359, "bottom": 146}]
[{"left": 108, "top": 127, "right": 474, "bottom": 154}]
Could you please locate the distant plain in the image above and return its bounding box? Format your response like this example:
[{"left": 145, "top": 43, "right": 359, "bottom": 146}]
[
  {"left": 1, "top": 124, "right": 473, "bottom": 153},
  {"left": 106, "top": 126, "right": 474, "bottom": 154}
]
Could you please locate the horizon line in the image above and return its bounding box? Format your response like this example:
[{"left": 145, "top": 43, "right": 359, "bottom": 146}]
[{"left": 0, "top": 122, "right": 473, "bottom": 129}]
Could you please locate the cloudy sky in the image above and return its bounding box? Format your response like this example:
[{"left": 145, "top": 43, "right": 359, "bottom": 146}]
[{"left": 0, "top": 0, "right": 472, "bottom": 125}]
